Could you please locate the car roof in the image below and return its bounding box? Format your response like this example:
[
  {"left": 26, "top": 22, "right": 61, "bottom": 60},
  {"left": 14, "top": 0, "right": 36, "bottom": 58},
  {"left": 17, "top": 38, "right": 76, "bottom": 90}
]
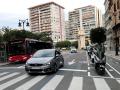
[{"left": 37, "top": 49, "right": 56, "bottom": 52}]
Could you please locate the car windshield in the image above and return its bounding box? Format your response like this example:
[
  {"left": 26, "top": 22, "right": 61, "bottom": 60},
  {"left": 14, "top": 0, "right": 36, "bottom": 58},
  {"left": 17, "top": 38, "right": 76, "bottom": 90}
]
[{"left": 32, "top": 49, "right": 55, "bottom": 58}]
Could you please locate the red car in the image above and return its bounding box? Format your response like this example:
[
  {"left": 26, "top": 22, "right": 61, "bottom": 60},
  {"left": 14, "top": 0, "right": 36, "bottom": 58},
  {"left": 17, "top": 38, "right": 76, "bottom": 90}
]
[{"left": 8, "top": 54, "right": 31, "bottom": 63}]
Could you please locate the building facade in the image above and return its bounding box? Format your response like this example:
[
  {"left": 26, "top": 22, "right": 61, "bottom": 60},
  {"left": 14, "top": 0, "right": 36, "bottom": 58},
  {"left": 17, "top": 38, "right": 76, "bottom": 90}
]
[
  {"left": 104, "top": 0, "right": 120, "bottom": 51},
  {"left": 29, "top": 2, "right": 65, "bottom": 42},
  {"left": 68, "top": 5, "right": 103, "bottom": 43}
]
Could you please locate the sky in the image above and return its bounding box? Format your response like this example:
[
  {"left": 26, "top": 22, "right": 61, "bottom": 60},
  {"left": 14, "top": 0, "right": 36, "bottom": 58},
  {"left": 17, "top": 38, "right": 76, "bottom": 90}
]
[{"left": 0, "top": 0, "right": 105, "bottom": 29}]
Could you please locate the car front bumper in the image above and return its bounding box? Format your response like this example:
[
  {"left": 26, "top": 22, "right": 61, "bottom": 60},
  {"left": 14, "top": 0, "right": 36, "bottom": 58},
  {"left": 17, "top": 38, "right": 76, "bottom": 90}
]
[{"left": 25, "top": 66, "right": 53, "bottom": 73}]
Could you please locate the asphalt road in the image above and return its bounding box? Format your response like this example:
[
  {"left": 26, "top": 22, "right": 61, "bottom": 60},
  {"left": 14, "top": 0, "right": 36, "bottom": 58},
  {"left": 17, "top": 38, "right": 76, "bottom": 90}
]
[{"left": 0, "top": 50, "right": 120, "bottom": 90}]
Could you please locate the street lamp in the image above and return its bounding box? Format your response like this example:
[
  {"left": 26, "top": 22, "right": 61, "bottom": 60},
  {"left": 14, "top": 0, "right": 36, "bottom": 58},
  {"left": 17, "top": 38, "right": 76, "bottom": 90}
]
[{"left": 18, "top": 19, "right": 29, "bottom": 30}]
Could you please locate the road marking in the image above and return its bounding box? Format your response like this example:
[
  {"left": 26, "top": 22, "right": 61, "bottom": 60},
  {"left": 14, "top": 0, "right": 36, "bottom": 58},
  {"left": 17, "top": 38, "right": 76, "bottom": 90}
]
[
  {"left": 107, "top": 63, "right": 120, "bottom": 76},
  {"left": 88, "top": 67, "right": 90, "bottom": 70},
  {"left": 105, "top": 68, "right": 114, "bottom": 78},
  {"left": 17, "top": 65, "right": 25, "bottom": 68},
  {"left": 68, "top": 59, "right": 76, "bottom": 65},
  {"left": 60, "top": 68, "right": 87, "bottom": 72},
  {"left": 109, "top": 69, "right": 114, "bottom": 71},
  {"left": 0, "top": 72, "right": 19, "bottom": 81},
  {"left": 86, "top": 51, "right": 90, "bottom": 66},
  {"left": 0, "top": 74, "right": 28, "bottom": 90},
  {"left": 117, "top": 80, "right": 120, "bottom": 84},
  {"left": 41, "top": 75, "right": 63, "bottom": 90},
  {"left": 0, "top": 72, "right": 9, "bottom": 76},
  {"left": 68, "top": 77, "right": 83, "bottom": 90},
  {"left": 88, "top": 72, "right": 91, "bottom": 76},
  {"left": 15, "top": 75, "right": 45, "bottom": 90},
  {"left": 93, "top": 78, "right": 110, "bottom": 90}
]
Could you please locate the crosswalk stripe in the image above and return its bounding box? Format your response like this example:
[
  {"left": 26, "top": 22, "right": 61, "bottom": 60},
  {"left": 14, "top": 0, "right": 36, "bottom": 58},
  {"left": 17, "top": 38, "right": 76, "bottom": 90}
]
[
  {"left": 68, "top": 77, "right": 83, "bottom": 90},
  {"left": 0, "top": 72, "right": 9, "bottom": 76},
  {"left": 0, "top": 72, "right": 19, "bottom": 82},
  {"left": 117, "top": 80, "right": 120, "bottom": 84},
  {"left": 93, "top": 78, "right": 110, "bottom": 90},
  {"left": 41, "top": 75, "right": 64, "bottom": 90},
  {"left": 15, "top": 76, "right": 45, "bottom": 90},
  {"left": 0, "top": 74, "right": 28, "bottom": 90}
]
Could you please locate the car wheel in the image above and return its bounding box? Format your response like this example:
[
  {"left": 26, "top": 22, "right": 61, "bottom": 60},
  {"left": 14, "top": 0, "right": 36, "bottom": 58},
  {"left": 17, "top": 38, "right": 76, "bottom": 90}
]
[
  {"left": 60, "top": 61, "right": 64, "bottom": 67},
  {"left": 53, "top": 64, "right": 58, "bottom": 73}
]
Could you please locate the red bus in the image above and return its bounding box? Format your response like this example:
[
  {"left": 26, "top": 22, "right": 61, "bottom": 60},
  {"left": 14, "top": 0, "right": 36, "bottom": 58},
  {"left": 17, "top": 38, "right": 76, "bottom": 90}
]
[{"left": 7, "top": 38, "right": 53, "bottom": 63}]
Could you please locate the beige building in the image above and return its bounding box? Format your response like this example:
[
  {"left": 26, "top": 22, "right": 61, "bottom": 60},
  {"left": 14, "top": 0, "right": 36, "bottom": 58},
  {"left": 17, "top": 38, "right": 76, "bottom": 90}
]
[
  {"left": 68, "top": 5, "right": 103, "bottom": 44},
  {"left": 29, "top": 2, "right": 65, "bottom": 42},
  {"left": 104, "top": 0, "right": 120, "bottom": 51}
]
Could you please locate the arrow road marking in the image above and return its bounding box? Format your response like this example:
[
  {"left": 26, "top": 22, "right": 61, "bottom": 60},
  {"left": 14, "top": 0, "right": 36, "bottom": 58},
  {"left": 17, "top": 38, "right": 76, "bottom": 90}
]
[{"left": 68, "top": 59, "right": 76, "bottom": 65}]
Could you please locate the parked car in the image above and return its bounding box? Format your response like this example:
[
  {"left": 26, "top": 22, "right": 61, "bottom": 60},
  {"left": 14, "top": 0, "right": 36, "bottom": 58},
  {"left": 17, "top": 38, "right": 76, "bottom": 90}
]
[
  {"left": 25, "top": 49, "right": 64, "bottom": 74},
  {"left": 8, "top": 54, "right": 31, "bottom": 63},
  {"left": 70, "top": 47, "right": 77, "bottom": 53}
]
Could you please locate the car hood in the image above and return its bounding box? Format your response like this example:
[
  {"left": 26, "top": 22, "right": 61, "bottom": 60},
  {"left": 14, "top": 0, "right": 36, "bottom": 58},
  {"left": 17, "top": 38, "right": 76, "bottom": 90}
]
[{"left": 27, "top": 57, "right": 54, "bottom": 64}]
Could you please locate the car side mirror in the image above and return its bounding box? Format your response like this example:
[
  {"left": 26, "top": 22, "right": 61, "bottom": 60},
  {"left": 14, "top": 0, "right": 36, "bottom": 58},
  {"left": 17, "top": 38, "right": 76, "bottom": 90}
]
[{"left": 56, "top": 54, "right": 59, "bottom": 57}]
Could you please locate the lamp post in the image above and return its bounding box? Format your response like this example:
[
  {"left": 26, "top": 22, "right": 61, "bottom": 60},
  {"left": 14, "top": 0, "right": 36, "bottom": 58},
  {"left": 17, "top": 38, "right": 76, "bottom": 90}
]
[{"left": 18, "top": 19, "right": 29, "bottom": 30}]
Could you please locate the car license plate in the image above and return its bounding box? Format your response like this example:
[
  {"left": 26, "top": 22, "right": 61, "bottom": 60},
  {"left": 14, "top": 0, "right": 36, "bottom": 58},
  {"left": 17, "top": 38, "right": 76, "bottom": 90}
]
[{"left": 31, "top": 67, "right": 40, "bottom": 69}]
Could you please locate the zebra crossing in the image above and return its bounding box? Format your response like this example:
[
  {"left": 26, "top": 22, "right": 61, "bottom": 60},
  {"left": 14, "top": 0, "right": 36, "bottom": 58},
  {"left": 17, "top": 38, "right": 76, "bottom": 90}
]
[{"left": 0, "top": 71, "right": 120, "bottom": 90}]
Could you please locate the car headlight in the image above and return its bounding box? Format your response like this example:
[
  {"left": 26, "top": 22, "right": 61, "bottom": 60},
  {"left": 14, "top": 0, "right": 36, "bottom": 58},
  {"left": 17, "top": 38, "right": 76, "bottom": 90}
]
[
  {"left": 43, "top": 62, "right": 51, "bottom": 67},
  {"left": 25, "top": 62, "right": 29, "bottom": 66}
]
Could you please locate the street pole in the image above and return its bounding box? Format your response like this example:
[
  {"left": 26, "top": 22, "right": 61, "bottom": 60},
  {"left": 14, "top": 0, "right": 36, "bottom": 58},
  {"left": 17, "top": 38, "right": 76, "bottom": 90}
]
[{"left": 18, "top": 19, "right": 29, "bottom": 30}]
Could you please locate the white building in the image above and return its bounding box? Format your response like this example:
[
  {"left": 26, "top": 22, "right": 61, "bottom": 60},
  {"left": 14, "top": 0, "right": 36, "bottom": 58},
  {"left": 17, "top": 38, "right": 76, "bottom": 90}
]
[
  {"left": 68, "top": 5, "right": 103, "bottom": 43},
  {"left": 29, "top": 2, "right": 65, "bottom": 42}
]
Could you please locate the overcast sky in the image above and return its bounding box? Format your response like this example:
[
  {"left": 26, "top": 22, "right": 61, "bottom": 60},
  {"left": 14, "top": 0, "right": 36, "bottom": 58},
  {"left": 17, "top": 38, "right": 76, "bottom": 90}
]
[{"left": 0, "top": 0, "right": 105, "bottom": 29}]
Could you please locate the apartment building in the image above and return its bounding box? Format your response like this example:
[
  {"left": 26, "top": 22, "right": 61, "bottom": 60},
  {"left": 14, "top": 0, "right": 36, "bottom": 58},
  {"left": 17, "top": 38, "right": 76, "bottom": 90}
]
[
  {"left": 29, "top": 2, "right": 65, "bottom": 42},
  {"left": 65, "top": 21, "right": 70, "bottom": 40},
  {"left": 68, "top": 5, "right": 102, "bottom": 42},
  {"left": 104, "top": 0, "right": 120, "bottom": 51}
]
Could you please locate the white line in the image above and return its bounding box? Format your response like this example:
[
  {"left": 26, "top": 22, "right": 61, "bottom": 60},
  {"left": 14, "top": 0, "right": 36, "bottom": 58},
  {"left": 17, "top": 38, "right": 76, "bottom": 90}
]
[
  {"left": 15, "top": 75, "right": 45, "bottom": 90},
  {"left": 0, "top": 72, "right": 19, "bottom": 81},
  {"left": 59, "top": 68, "right": 87, "bottom": 72},
  {"left": 90, "top": 76, "right": 120, "bottom": 79},
  {"left": 117, "top": 80, "right": 120, "bottom": 84},
  {"left": 88, "top": 72, "right": 90, "bottom": 76},
  {"left": 88, "top": 67, "right": 90, "bottom": 70},
  {"left": 68, "top": 77, "right": 83, "bottom": 90},
  {"left": 93, "top": 78, "right": 110, "bottom": 90},
  {"left": 68, "top": 59, "right": 76, "bottom": 65},
  {"left": 107, "top": 63, "right": 120, "bottom": 75},
  {"left": 17, "top": 65, "right": 25, "bottom": 68},
  {"left": 0, "top": 72, "right": 9, "bottom": 76},
  {"left": 86, "top": 51, "right": 90, "bottom": 66},
  {"left": 41, "top": 75, "right": 63, "bottom": 90},
  {"left": 0, "top": 74, "right": 28, "bottom": 90},
  {"left": 105, "top": 68, "right": 114, "bottom": 78}
]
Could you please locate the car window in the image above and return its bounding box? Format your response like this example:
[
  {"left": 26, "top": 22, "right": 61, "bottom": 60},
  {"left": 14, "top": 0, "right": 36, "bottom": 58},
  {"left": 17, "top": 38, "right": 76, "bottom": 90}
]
[{"left": 32, "top": 49, "right": 55, "bottom": 58}]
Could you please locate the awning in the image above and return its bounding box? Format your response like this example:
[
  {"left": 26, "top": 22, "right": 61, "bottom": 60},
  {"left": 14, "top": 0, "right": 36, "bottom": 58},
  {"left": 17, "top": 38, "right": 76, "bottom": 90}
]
[{"left": 112, "top": 23, "right": 120, "bottom": 30}]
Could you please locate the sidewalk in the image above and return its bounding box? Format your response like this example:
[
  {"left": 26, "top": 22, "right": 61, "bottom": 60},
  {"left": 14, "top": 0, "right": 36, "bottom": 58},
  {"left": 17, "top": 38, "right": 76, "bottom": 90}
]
[
  {"left": 105, "top": 50, "right": 120, "bottom": 60},
  {"left": 0, "top": 61, "right": 9, "bottom": 66}
]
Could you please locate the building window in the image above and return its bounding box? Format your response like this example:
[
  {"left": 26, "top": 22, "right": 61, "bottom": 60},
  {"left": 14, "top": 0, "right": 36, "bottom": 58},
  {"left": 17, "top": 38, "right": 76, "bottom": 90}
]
[{"left": 117, "top": 0, "right": 120, "bottom": 9}]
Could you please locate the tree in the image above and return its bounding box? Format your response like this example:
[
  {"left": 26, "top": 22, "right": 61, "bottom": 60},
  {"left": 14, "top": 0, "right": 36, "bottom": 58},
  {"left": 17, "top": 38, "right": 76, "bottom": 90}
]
[
  {"left": 90, "top": 27, "right": 106, "bottom": 44},
  {"left": 35, "top": 31, "right": 53, "bottom": 42},
  {"left": 55, "top": 41, "right": 71, "bottom": 48},
  {"left": 3, "top": 30, "right": 36, "bottom": 42},
  {"left": 71, "top": 41, "right": 78, "bottom": 48},
  {"left": 0, "top": 32, "right": 3, "bottom": 42}
]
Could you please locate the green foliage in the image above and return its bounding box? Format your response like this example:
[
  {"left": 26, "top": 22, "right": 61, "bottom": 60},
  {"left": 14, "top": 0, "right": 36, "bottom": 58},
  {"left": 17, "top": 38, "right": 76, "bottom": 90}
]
[
  {"left": 35, "top": 31, "right": 52, "bottom": 42},
  {"left": 55, "top": 41, "right": 71, "bottom": 48},
  {"left": 0, "top": 32, "right": 3, "bottom": 42},
  {"left": 90, "top": 27, "right": 106, "bottom": 44},
  {"left": 3, "top": 30, "right": 36, "bottom": 41},
  {"left": 71, "top": 41, "right": 78, "bottom": 48}
]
